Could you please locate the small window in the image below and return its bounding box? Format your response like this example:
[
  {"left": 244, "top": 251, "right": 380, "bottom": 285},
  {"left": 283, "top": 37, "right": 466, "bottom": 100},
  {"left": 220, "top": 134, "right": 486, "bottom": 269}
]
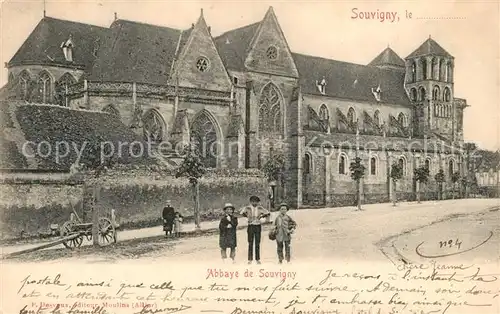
[
  {"left": 444, "top": 88, "right": 451, "bottom": 102},
  {"left": 196, "top": 57, "right": 210, "bottom": 72},
  {"left": 425, "top": 158, "right": 431, "bottom": 171},
  {"left": 233, "top": 76, "right": 238, "bottom": 85},
  {"left": 448, "top": 159, "right": 454, "bottom": 177},
  {"left": 339, "top": 154, "right": 347, "bottom": 175},
  {"left": 411, "top": 62, "right": 417, "bottom": 82},
  {"left": 303, "top": 154, "right": 311, "bottom": 175},
  {"left": 266, "top": 46, "right": 278, "bottom": 60},
  {"left": 319, "top": 104, "right": 329, "bottom": 120},
  {"left": 370, "top": 156, "right": 377, "bottom": 175},
  {"left": 399, "top": 157, "right": 406, "bottom": 176},
  {"left": 410, "top": 88, "right": 417, "bottom": 101},
  {"left": 419, "top": 87, "right": 426, "bottom": 101},
  {"left": 347, "top": 107, "right": 356, "bottom": 125},
  {"left": 432, "top": 86, "right": 440, "bottom": 101}
]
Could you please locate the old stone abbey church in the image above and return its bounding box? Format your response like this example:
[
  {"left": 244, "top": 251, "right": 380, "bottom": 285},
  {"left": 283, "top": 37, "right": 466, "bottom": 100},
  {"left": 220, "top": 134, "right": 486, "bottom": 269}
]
[{"left": 2, "top": 7, "right": 468, "bottom": 207}]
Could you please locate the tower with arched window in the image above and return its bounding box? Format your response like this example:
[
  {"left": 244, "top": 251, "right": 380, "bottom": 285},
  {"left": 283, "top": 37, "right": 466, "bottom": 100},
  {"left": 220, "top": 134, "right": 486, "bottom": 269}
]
[{"left": 404, "top": 36, "right": 461, "bottom": 141}]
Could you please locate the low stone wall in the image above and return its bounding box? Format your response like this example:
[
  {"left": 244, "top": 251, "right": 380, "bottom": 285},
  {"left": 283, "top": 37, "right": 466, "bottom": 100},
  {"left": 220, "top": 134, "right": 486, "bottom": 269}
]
[{"left": 0, "top": 168, "right": 268, "bottom": 240}]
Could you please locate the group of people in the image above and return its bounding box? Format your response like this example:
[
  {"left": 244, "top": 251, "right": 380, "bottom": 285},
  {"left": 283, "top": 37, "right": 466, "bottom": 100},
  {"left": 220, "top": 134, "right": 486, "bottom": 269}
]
[
  {"left": 219, "top": 195, "right": 297, "bottom": 264},
  {"left": 162, "top": 201, "right": 183, "bottom": 237},
  {"left": 160, "top": 196, "right": 298, "bottom": 264}
]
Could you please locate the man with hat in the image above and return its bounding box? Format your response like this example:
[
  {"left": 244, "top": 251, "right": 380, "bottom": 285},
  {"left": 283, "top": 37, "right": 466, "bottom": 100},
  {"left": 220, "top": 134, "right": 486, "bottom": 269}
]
[
  {"left": 240, "top": 195, "right": 270, "bottom": 264},
  {"left": 219, "top": 203, "right": 238, "bottom": 263}
]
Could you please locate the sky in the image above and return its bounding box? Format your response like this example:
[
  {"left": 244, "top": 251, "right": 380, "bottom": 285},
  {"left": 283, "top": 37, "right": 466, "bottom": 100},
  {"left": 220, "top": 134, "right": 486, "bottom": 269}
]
[{"left": 0, "top": 0, "right": 498, "bottom": 150}]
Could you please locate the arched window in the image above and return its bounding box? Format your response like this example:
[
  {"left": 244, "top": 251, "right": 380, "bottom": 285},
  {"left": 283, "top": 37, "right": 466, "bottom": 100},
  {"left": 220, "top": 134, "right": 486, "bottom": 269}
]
[
  {"left": 444, "top": 87, "right": 451, "bottom": 102},
  {"left": 259, "top": 83, "right": 282, "bottom": 133},
  {"left": 446, "top": 62, "right": 453, "bottom": 82},
  {"left": 55, "top": 73, "right": 76, "bottom": 107},
  {"left": 319, "top": 104, "right": 329, "bottom": 121},
  {"left": 432, "top": 58, "right": 439, "bottom": 80},
  {"left": 303, "top": 154, "right": 312, "bottom": 175},
  {"left": 411, "top": 62, "right": 417, "bottom": 82},
  {"left": 419, "top": 87, "right": 426, "bottom": 101},
  {"left": 102, "top": 105, "right": 120, "bottom": 117},
  {"left": 398, "top": 112, "right": 407, "bottom": 127},
  {"left": 421, "top": 59, "right": 428, "bottom": 80},
  {"left": 399, "top": 157, "right": 406, "bottom": 176},
  {"left": 410, "top": 88, "right": 417, "bottom": 101},
  {"left": 36, "top": 71, "right": 52, "bottom": 103},
  {"left": 432, "top": 86, "right": 440, "bottom": 101},
  {"left": 339, "top": 153, "right": 347, "bottom": 175},
  {"left": 347, "top": 107, "right": 356, "bottom": 125},
  {"left": 370, "top": 156, "right": 377, "bottom": 175},
  {"left": 373, "top": 110, "right": 381, "bottom": 127},
  {"left": 425, "top": 158, "right": 431, "bottom": 173},
  {"left": 439, "top": 59, "right": 446, "bottom": 81},
  {"left": 18, "top": 70, "right": 31, "bottom": 101},
  {"left": 191, "top": 110, "right": 219, "bottom": 168},
  {"left": 142, "top": 109, "right": 165, "bottom": 144},
  {"left": 448, "top": 159, "right": 455, "bottom": 177}
]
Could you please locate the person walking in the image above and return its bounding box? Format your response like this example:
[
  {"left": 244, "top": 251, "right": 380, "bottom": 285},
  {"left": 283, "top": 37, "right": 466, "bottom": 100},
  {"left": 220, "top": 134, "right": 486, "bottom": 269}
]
[
  {"left": 162, "top": 201, "right": 175, "bottom": 238},
  {"left": 219, "top": 203, "right": 238, "bottom": 263},
  {"left": 240, "top": 195, "right": 270, "bottom": 264},
  {"left": 274, "top": 203, "right": 297, "bottom": 264}
]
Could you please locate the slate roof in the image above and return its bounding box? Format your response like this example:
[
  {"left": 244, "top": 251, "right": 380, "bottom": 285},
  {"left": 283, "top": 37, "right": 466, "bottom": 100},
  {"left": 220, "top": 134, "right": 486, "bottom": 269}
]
[
  {"left": 214, "top": 23, "right": 260, "bottom": 71},
  {"left": 369, "top": 47, "right": 405, "bottom": 68},
  {"left": 88, "top": 19, "right": 185, "bottom": 85},
  {"left": 8, "top": 17, "right": 109, "bottom": 71},
  {"left": 406, "top": 38, "right": 453, "bottom": 59},
  {"left": 293, "top": 53, "right": 411, "bottom": 106}
]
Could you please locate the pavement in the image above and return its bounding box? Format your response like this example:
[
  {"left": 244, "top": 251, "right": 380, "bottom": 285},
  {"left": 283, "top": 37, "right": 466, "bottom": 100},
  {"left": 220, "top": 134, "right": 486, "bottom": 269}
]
[{"left": 1, "top": 199, "right": 498, "bottom": 264}]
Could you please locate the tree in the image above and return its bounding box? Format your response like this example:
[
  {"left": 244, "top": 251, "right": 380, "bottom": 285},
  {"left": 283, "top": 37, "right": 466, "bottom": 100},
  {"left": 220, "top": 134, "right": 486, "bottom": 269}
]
[
  {"left": 434, "top": 169, "right": 445, "bottom": 200},
  {"left": 261, "top": 153, "right": 286, "bottom": 209},
  {"left": 413, "top": 165, "right": 430, "bottom": 203},
  {"left": 350, "top": 157, "right": 366, "bottom": 210},
  {"left": 175, "top": 145, "right": 206, "bottom": 230},
  {"left": 451, "top": 171, "right": 461, "bottom": 199},
  {"left": 390, "top": 162, "right": 404, "bottom": 206}
]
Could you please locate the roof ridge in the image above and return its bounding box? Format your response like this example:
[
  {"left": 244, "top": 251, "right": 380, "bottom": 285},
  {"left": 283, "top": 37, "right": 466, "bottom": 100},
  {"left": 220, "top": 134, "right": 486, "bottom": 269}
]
[
  {"left": 214, "top": 22, "right": 260, "bottom": 39},
  {"left": 292, "top": 52, "right": 369, "bottom": 68},
  {"left": 113, "top": 18, "right": 184, "bottom": 32},
  {"left": 43, "top": 16, "right": 109, "bottom": 30}
]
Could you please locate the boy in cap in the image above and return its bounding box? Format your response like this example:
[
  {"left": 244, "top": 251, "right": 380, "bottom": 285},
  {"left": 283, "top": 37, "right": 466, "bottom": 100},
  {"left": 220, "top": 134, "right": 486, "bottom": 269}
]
[
  {"left": 219, "top": 203, "right": 238, "bottom": 263},
  {"left": 240, "top": 195, "right": 270, "bottom": 264},
  {"left": 273, "top": 203, "right": 297, "bottom": 264}
]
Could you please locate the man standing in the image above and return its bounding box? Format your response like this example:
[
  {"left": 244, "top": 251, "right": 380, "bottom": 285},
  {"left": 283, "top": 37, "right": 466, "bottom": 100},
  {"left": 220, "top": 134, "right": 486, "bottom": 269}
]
[
  {"left": 240, "top": 195, "right": 270, "bottom": 264},
  {"left": 162, "top": 200, "right": 175, "bottom": 238}
]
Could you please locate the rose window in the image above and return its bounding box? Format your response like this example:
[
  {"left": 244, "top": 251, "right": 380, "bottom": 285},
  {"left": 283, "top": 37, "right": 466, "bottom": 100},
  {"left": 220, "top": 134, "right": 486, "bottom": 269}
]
[
  {"left": 266, "top": 46, "right": 278, "bottom": 60},
  {"left": 196, "top": 57, "right": 210, "bottom": 72}
]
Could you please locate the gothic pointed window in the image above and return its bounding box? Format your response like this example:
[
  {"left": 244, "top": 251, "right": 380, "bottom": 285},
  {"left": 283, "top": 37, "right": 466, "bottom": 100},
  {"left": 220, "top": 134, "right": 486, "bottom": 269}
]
[
  {"left": 55, "top": 73, "right": 76, "bottom": 107},
  {"left": 347, "top": 107, "right": 356, "bottom": 125},
  {"left": 196, "top": 57, "right": 210, "bottom": 72},
  {"left": 411, "top": 62, "right": 417, "bottom": 82},
  {"left": 191, "top": 110, "right": 219, "bottom": 168},
  {"left": 142, "top": 109, "right": 165, "bottom": 143},
  {"left": 18, "top": 71, "right": 31, "bottom": 101},
  {"left": 444, "top": 87, "right": 451, "bottom": 102},
  {"left": 319, "top": 104, "right": 329, "bottom": 121},
  {"left": 36, "top": 71, "right": 52, "bottom": 103},
  {"left": 258, "top": 83, "right": 282, "bottom": 133},
  {"left": 432, "top": 86, "right": 440, "bottom": 101}
]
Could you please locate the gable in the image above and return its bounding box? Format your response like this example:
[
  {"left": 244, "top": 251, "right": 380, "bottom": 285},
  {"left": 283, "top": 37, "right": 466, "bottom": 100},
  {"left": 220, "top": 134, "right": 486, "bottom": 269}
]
[
  {"left": 172, "top": 15, "right": 232, "bottom": 91},
  {"left": 244, "top": 8, "right": 298, "bottom": 78}
]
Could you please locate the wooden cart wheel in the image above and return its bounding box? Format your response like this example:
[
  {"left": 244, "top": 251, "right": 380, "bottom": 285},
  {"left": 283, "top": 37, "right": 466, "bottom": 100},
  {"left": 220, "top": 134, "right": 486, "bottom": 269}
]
[
  {"left": 97, "top": 217, "right": 116, "bottom": 246},
  {"left": 60, "top": 221, "right": 83, "bottom": 249}
]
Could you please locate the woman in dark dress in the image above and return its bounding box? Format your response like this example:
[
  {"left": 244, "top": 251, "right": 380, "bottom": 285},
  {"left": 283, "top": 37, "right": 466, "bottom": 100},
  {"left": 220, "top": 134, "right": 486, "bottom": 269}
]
[
  {"left": 219, "top": 203, "right": 238, "bottom": 263},
  {"left": 162, "top": 201, "right": 175, "bottom": 237}
]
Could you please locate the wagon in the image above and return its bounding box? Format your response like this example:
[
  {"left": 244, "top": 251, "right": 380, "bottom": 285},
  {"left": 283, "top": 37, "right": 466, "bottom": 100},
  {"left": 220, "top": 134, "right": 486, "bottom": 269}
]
[{"left": 59, "top": 205, "right": 117, "bottom": 249}]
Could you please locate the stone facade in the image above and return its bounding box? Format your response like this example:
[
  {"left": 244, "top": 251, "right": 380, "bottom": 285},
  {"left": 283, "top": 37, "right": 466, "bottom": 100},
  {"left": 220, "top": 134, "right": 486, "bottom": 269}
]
[{"left": 3, "top": 7, "right": 468, "bottom": 208}]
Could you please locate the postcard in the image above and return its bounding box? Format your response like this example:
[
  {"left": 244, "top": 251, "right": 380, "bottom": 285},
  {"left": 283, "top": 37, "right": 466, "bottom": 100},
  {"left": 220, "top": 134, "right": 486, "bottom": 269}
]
[{"left": 0, "top": 1, "right": 499, "bottom": 314}]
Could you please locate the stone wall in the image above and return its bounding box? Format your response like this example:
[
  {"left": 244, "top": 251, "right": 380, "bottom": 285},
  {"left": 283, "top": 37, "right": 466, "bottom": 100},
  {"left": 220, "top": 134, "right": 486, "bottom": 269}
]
[{"left": 0, "top": 168, "right": 267, "bottom": 240}]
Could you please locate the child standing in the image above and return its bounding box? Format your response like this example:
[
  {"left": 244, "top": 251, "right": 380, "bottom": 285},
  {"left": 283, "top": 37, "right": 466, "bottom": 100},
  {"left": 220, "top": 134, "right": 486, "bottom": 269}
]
[
  {"left": 274, "top": 203, "right": 297, "bottom": 264},
  {"left": 174, "top": 212, "right": 183, "bottom": 237},
  {"left": 219, "top": 203, "right": 238, "bottom": 263}
]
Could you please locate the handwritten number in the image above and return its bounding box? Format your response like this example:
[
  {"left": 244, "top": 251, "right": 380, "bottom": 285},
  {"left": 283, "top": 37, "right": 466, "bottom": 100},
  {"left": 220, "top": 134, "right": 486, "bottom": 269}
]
[{"left": 439, "top": 239, "right": 462, "bottom": 250}]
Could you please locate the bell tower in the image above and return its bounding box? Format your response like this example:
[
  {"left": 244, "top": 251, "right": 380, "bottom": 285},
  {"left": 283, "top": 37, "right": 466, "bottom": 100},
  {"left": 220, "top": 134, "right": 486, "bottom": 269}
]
[{"left": 404, "top": 36, "right": 455, "bottom": 140}]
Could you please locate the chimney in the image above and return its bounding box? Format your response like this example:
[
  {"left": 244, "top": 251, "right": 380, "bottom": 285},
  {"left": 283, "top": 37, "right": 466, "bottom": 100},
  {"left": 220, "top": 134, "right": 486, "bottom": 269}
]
[
  {"left": 208, "top": 26, "right": 211, "bottom": 34},
  {"left": 114, "top": 12, "right": 118, "bottom": 21}
]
